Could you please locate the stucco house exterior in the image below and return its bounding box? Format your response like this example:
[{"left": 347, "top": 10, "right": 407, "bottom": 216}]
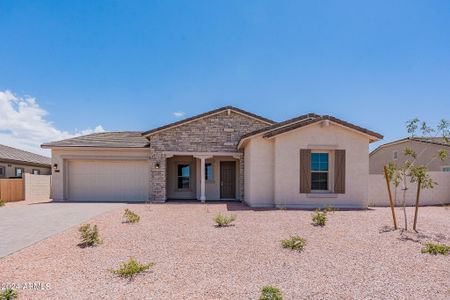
[
  {"left": 0, "top": 144, "right": 51, "bottom": 178},
  {"left": 42, "top": 106, "right": 382, "bottom": 208},
  {"left": 370, "top": 137, "right": 450, "bottom": 174}
]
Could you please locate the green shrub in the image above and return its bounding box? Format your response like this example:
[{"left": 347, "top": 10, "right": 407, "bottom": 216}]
[
  {"left": 0, "top": 199, "right": 6, "bottom": 207},
  {"left": 0, "top": 288, "right": 18, "bottom": 300},
  {"left": 123, "top": 209, "right": 140, "bottom": 223},
  {"left": 259, "top": 285, "right": 283, "bottom": 300},
  {"left": 78, "top": 224, "right": 102, "bottom": 247},
  {"left": 312, "top": 209, "right": 327, "bottom": 226},
  {"left": 213, "top": 213, "right": 236, "bottom": 227},
  {"left": 110, "top": 258, "right": 154, "bottom": 278},
  {"left": 281, "top": 235, "right": 306, "bottom": 252},
  {"left": 421, "top": 242, "right": 450, "bottom": 255},
  {"left": 323, "top": 204, "right": 338, "bottom": 213}
]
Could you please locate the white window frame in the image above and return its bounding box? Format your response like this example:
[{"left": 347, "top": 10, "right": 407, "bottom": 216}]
[
  {"left": 32, "top": 169, "right": 40, "bottom": 175},
  {"left": 0, "top": 165, "right": 5, "bottom": 177}
]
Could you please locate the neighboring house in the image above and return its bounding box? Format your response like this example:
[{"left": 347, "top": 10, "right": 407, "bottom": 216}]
[
  {"left": 370, "top": 137, "right": 450, "bottom": 174},
  {"left": 0, "top": 144, "right": 51, "bottom": 178},
  {"left": 42, "top": 106, "right": 382, "bottom": 208}
]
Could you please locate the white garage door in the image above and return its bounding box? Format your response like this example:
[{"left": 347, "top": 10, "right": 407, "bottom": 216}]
[{"left": 68, "top": 160, "right": 149, "bottom": 202}]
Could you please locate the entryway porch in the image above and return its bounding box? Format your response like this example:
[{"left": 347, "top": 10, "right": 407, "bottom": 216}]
[{"left": 165, "top": 152, "right": 242, "bottom": 201}]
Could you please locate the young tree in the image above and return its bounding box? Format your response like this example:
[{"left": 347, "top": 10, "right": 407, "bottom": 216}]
[{"left": 385, "top": 118, "right": 449, "bottom": 231}]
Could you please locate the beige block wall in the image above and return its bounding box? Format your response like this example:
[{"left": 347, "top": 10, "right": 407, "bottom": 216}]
[
  {"left": 244, "top": 122, "right": 371, "bottom": 208},
  {"left": 369, "top": 172, "right": 450, "bottom": 206},
  {"left": 0, "top": 161, "right": 50, "bottom": 178},
  {"left": 51, "top": 148, "right": 150, "bottom": 201},
  {"left": 25, "top": 173, "right": 51, "bottom": 201},
  {"left": 370, "top": 140, "right": 450, "bottom": 174}
]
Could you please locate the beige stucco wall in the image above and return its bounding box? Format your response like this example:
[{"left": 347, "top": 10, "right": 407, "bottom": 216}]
[
  {"left": 243, "top": 136, "right": 274, "bottom": 207},
  {"left": 244, "top": 122, "right": 371, "bottom": 208},
  {"left": 370, "top": 140, "right": 450, "bottom": 174},
  {"left": 0, "top": 161, "right": 50, "bottom": 178},
  {"left": 369, "top": 172, "right": 450, "bottom": 206},
  {"left": 50, "top": 148, "right": 150, "bottom": 201}
]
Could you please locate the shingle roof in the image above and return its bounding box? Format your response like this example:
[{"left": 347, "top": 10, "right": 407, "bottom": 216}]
[
  {"left": 0, "top": 144, "right": 51, "bottom": 167},
  {"left": 41, "top": 132, "right": 150, "bottom": 148},
  {"left": 141, "top": 106, "right": 275, "bottom": 136}
]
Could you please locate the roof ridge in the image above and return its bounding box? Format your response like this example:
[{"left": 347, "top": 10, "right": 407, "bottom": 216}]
[{"left": 142, "top": 105, "right": 275, "bottom": 136}]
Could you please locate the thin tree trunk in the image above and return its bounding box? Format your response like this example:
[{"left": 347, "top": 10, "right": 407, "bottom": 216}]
[{"left": 402, "top": 176, "right": 408, "bottom": 231}]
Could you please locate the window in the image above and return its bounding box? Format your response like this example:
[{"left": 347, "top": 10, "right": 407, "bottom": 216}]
[
  {"left": 32, "top": 169, "right": 40, "bottom": 175},
  {"left": 442, "top": 167, "right": 450, "bottom": 172},
  {"left": 15, "top": 167, "right": 24, "bottom": 178},
  {"left": 393, "top": 151, "right": 398, "bottom": 160},
  {"left": 311, "top": 153, "right": 329, "bottom": 191},
  {"left": 177, "top": 164, "right": 190, "bottom": 189},
  {"left": 0, "top": 166, "right": 5, "bottom": 177},
  {"left": 205, "top": 163, "right": 213, "bottom": 181}
]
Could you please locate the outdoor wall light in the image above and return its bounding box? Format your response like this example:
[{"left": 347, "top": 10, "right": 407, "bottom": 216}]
[
  {"left": 53, "top": 164, "right": 58, "bottom": 170},
  {"left": 155, "top": 162, "right": 160, "bottom": 169}
]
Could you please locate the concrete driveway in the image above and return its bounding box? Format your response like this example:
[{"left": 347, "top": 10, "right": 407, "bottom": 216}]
[{"left": 0, "top": 202, "right": 124, "bottom": 258}]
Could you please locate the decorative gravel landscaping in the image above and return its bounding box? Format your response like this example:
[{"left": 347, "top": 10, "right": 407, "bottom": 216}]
[{"left": 0, "top": 203, "right": 449, "bottom": 299}]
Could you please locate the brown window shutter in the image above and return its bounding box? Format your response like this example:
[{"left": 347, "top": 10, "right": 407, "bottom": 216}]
[
  {"left": 334, "top": 150, "right": 346, "bottom": 194},
  {"left": 300, "top": 149, "right": 311, "bottom": 193}
]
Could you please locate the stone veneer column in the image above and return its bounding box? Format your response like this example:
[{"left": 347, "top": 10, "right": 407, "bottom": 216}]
[
  {"left": 236, "top": 153, "right": 245, "bottom": 201},
  {"left": 150, "top": 150, "right": 167, "bottom": 202}
]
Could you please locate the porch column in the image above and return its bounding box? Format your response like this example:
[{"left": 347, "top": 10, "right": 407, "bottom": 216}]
[
  {"left": 199, "top": 157, "right": 206, "bottom": 202},
  {"left": 194, "top": 155, "right": 212, "bottom": 203}
]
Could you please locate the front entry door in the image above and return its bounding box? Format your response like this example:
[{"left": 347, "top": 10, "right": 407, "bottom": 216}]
[{"left": 220, "top": 161, "right": 236, "bottom": 199}]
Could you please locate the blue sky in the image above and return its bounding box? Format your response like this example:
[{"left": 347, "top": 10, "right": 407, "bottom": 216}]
[{"left": 1, "top": 1, "right": 449, "bottom": 155}]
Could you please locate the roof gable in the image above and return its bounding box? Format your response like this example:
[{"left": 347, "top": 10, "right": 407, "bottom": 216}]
[
  {"left": 142, "top": 106, "right": 275, "bottom": 137},
  {"left": 238, "top": 114, "right": 383, "bottom": 148}
]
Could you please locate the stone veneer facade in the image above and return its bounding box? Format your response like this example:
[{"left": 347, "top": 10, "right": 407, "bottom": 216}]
[{"left": 147, "top": 110, "right": 271, "bottom": 201}]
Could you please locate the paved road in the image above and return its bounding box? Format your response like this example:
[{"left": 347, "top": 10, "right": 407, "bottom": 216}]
[{"left": 0, "top": 202, "right": 124, "bottom": 258}]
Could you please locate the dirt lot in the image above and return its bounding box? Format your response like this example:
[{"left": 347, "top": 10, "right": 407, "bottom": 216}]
[{"left": 0, "top": 203, "right": 449, "bottom": 300}]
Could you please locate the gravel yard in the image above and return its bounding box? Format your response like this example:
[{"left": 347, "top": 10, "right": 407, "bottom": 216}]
[{"left": 0, "top": 203, "right": 449, "bottom": 300}]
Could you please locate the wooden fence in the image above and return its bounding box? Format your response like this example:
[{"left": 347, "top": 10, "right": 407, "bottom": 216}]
[{"left": 0, "top": 178, "right": 25, "bottom": 202}]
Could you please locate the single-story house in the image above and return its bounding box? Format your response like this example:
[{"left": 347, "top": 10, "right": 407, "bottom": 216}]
[
  {"left": 0, "top": 144, "right": 51, "bottom": 178},
  {"left": 42, "top": 106, "right": 383, "bottom": 208},
  {"left": 370, "top": 137, "right": 450, "bottom": 174}
]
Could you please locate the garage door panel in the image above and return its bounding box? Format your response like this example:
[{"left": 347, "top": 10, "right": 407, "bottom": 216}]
[{"left": 68, "top": 160, "right": 149, "bottom": 202}]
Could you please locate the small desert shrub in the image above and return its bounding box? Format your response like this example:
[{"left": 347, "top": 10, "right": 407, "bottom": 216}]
[
  {"left": 0, "top": 199, "right": 6, "bottom": 207},
  {"left": 259, "top": 285, "right": 283, "bottom": 300},
  {"left": 78, "top": 224, "right": 101, "bottom": 247},
  {"left": 323, "top": 204, "right": 338, "bottom": 213},
  {"left": 421, "top": 242, "right": 450, "bottom": 255},
  {"left": 110, "top": 258, "right": 154, "bottom": 278},
  {"left": 0, "top": 288, "right": 18, "bottom": 300},
  {"left": 213, "top": 213, "right": 236, "bottom": 227},
  {"left": 312, "top": 209, "right": 327, "bottom": 226},
  {"left": 123, "top": 209, "right": 140, "bottom": 223},
  {"left": 281, "top": 235, "right": 306, "bottom": 252}
]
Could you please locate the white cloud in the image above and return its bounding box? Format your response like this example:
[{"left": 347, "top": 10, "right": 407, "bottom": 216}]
[
  {"left": 173, "top": 111, "right": 185, "bottom": 118},
  {"left": 0, "top": 90, "right": 105, "bottom": 156}
]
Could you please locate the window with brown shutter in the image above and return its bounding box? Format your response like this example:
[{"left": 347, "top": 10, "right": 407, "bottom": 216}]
[
  {"left": 334, "top": 149, "right": 346, "bottom": 194},
  {"left": 299, "top": 149, "right": 311, "bottom": 193}
]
